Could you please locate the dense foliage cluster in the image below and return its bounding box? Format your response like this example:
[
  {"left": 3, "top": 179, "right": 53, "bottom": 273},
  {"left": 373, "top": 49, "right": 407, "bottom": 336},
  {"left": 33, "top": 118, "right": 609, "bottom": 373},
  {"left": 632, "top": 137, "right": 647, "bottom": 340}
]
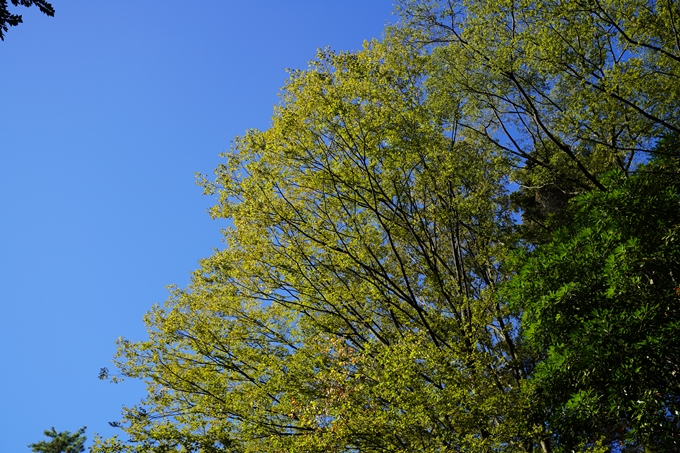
[{"left": 94, "top": 1, "right": 680, "bottom": 451}]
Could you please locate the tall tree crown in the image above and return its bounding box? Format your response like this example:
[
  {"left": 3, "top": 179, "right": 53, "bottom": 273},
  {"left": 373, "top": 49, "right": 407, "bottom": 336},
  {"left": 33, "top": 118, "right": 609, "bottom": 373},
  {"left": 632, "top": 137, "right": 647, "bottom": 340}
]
[{"left": 94, "top": 2, "right": 680, "bottom": 452}]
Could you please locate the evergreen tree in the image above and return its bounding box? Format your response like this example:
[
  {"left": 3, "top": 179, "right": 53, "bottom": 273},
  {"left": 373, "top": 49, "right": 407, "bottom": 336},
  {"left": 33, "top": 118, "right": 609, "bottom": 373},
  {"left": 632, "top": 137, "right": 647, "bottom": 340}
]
[{"left": 29, "top": 427, "right": 86, "bottom": 453}]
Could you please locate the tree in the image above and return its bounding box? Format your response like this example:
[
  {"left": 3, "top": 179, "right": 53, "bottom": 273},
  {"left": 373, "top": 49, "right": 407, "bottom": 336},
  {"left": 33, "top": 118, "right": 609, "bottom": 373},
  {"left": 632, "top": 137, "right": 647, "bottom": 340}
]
[
  {"left": 506, "top": 146, "right": 680, "bottom": 451},
  {"left": 93, "top": 39, "right": 543, "bottom": 453},
  {"left": 94, "top": 2, "right": 680, "bottom": 452},
  {"left": 0, "top": 0, "right": 54, "bottom": 40},
  {"left": 397, "top": 0, "right": 680, "bottom": 240},
  {"left": 29, "top": 427, "right": 87, "bottom": 453}
]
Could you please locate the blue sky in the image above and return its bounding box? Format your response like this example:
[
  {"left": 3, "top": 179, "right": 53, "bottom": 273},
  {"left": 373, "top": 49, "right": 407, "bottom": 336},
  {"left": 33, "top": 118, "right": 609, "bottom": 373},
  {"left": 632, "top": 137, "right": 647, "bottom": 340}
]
[{"left": 0, "top": 2, "right": 394, "bottom": 451}]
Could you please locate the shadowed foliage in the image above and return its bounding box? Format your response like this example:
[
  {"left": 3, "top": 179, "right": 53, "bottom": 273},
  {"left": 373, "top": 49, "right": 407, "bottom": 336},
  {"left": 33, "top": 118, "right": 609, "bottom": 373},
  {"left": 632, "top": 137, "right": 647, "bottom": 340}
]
[{"left": 0, "top": 0, "right": 54, "bottom": 40}]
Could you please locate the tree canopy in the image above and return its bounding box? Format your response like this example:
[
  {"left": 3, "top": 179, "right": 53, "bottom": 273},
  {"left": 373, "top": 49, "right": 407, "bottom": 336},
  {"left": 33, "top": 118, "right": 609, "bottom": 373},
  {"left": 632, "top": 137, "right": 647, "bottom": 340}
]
[
  {"left": 94, "top": 1, "right": 680, "bottom": 452},
  {"left": 508, "top": 148, "right": 680, "bottom": 451},
  {"left": 398, "top": 0, "right": 680, "bottom": 239}
]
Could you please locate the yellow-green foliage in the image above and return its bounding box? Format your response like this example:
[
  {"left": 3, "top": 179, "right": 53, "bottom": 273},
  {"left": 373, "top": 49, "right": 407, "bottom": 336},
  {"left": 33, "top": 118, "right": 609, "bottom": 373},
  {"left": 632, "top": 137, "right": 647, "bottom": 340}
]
[
  {"left": 94, "top": 39, "right": 537, "bottom": 452},
  {"left": 400, "top": 0, "right": 680, "bottom": 237},
  {"left": 95, "top": 1, "right": 680, "bottom": 452}
]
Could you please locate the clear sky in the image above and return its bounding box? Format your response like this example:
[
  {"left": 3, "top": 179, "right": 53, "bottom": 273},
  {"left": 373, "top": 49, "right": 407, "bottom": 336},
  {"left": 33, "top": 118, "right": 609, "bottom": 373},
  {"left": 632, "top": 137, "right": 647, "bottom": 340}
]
[{"left": 0, "top": 2, "right": 394, "bottom": 451}]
